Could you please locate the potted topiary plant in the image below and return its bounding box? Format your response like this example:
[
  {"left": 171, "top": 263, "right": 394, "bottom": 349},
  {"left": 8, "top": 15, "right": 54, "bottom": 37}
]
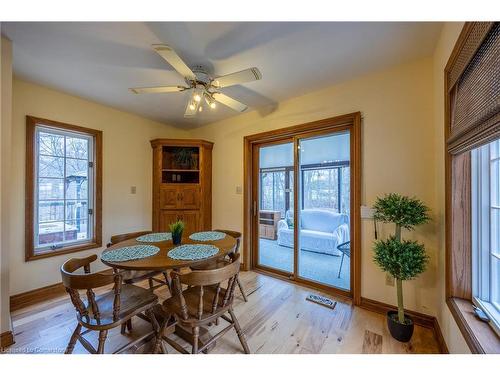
[
  {"left": 372, "top": 193, "right": 430, "bottom": 342},
  {"left": 169, "top": 220, "right": 185, "bottom": 245}
]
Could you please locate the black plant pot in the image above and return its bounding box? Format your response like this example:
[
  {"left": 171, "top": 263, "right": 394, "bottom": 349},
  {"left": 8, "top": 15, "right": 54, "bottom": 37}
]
[
  {"left": 172, "top": 231, "right": 183, "bottom": 245},
  {"left": 387, "top": 311, "right": 414, "bottom": 342}
]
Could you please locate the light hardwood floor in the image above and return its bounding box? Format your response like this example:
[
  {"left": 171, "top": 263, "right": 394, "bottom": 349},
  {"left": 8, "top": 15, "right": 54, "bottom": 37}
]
[{"left": 4, "top": 271, "right": 441, "bottom": 354}]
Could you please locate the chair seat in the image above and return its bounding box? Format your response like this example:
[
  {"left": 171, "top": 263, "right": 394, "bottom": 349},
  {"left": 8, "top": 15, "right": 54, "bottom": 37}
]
[
  {"left": 163, "top": 285, "right": 230, "bottom": 325},
  {"left": 80, "top": 284, "right": 158, "bottom": 328}
]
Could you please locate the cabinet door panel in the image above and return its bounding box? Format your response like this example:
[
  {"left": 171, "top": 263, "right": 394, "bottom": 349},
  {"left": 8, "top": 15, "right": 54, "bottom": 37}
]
[
  {"left": 160, "top": 186, "right": 179, "bottom": 209},
  {"left": 179, "top": 186, "right": 200, "bottom": 209},
  {"left": 159, "top": 210, "right": 180, "bottom": 232},
  {"left": 176, "top": 211, "right": 200, "bottom": 235}
]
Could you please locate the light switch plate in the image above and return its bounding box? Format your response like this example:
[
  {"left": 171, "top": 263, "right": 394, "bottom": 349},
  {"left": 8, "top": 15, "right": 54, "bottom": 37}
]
[
  {"left": 130, "top": 186, "right": 136, "bottom": 194},
  {"left": 236, "top": 186, "right": 242, "bottom": 194},
  {"left": 361, "top": 205, "right": 375, "bottom": 219}
]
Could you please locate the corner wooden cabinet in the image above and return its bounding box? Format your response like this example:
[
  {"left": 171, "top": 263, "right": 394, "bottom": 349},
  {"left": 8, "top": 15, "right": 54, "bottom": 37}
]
[{"left": 151, "top": 139, "right": 213, "bottom": 235}]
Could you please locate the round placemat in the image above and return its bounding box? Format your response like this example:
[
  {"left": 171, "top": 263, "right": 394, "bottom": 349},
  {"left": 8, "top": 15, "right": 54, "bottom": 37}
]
[
  {"left": 136, "top": 232, "right": 172, "bottom": 242},
  {"left": 101, "top": 245, "right": 160, "bottom": 262},
  {"left": 189, "top": 231, "right": 226, "bottom": 241},
  {"left": 167, "top": 244, "right": 219, "bottom": 260}
]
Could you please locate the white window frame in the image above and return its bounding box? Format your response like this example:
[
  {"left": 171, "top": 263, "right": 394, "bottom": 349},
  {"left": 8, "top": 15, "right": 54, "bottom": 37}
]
[
  {"left": 471, "top": 140, "right": 500, "bottom": 337},
  {"left": 34, "top": 125, "right": 95, "bottom": 253}
]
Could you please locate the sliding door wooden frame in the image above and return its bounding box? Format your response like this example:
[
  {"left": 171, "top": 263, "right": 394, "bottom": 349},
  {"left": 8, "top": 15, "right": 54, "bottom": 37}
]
[{"left": 243, "top": 112, "right": 362, "bottom": 304}]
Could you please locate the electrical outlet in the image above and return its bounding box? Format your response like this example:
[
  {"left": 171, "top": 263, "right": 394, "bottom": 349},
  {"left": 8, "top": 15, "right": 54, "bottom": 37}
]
[{"left": 385, "top": 274, "right": 395, "bottom": 286}]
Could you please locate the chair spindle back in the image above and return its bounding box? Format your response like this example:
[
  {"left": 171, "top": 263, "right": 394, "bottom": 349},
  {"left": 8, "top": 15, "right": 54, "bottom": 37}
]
[
  {"left": 61, "top": 255, "right": 123, "bottom": 323},
  {"left": 170, "top": 254, "right": 241, "bottom": 321}
]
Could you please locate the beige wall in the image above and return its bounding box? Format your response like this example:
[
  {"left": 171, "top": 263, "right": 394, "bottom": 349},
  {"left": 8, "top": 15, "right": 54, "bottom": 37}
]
[
  {"left": 9, "top": 78, "right": 189, "bottom": 295},
  {"left": 432, "top": 22, "right": 470, "bottom": 353},
  {"left": 1, "top": 35, "right": 13, "bottom": 335},
  {"left": 190, "top": 57, "right": 441, "bottom": 317}
]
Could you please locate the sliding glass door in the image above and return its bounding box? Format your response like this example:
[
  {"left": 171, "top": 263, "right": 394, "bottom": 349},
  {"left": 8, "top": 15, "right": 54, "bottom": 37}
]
[
  {"left": 297, "top": 131, "right": 351, "bottom": 291},
  {"left": 253, "top": 128, "right": 353, "bottom": 294},
  {"left": 256, "top": 141, "right": 294, "bottom": 275}
]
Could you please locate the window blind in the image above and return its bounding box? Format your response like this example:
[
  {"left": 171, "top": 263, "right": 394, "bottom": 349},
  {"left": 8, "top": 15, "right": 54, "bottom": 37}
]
[{"left": 447, "top": 22, "right": 500, "bottom": 154}]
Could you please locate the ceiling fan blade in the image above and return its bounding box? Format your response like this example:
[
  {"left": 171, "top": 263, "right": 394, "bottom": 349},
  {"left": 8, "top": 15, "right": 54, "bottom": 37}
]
[
  {"left": 152, "top": 44, "right": 196, "bottom": 81},
  {"left": 184, "top": 90, "right": 201, "bottom": 118},
  {"left": 212, "top": 92, "right": 248, "bottom": 112},
  {"left": 212, "top": 67, "right": 262, "bottom": 88},
  {"left": 129, "top": 86, "right": 187, "bottom": 94}
]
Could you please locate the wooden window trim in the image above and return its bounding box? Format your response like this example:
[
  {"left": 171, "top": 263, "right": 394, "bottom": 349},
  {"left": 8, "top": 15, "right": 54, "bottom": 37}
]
[
  {"left": 243, "top": 112, "right": 362, "bottom": 305},
  {"left": 445, "top": 23, "right": 500, "bottom": 353},
  {"left": 25, "top": 116, "right": 102, "bottom": 261}
]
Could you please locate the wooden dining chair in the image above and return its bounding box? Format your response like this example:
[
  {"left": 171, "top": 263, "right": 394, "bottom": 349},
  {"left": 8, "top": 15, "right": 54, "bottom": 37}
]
[
  {"left": 191, "top": 229, "right": 248, "bottom": 302},
  {"left": 160, "top": 253, "right": 250, "bottom": 354},
  {"left": 61, "top": 254, "right": 165, "bottom": 354},
  {"left": 108, "top": 230, "right": 171, "bottom": 333}
]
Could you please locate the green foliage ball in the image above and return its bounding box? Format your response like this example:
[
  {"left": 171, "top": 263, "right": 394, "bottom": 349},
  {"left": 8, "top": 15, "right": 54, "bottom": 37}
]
[
  {"left": 373, "top": 236, "right": 429, "bottom": 280},
  {"left": 373, "top": 193, "right": 430, "bottom": 230}
]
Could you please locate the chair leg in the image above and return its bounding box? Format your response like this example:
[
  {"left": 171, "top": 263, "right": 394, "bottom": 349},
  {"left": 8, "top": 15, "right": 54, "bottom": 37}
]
[
  {"left": 192, "top": 326, "right": 200, "bottom": 354},
  {"left": 148, "top": 277, "right": 154, "bottom": 290},
  {"left": 337, "top": 253, "right": 345, "bottom": 278},
  {"left": 127, "top": 319, "right": 133, "bottom": 332},
  {"left": 229, "top": 308, "right": 250, "bottom": 354},
  {"left": 236, "top": 275, "right": 248, "bottom": 302},
  {"left": 97, "top": 330, "right": 108, "bottom": 354},
  {"left": 145, "top": 308, "right": 163, "bottom": 354},
  {"left": 162, "top": 271, "right": 172, "bottom": 292},
  {"left": 65, "top": 323, "right": 81, "bottom": 354}
]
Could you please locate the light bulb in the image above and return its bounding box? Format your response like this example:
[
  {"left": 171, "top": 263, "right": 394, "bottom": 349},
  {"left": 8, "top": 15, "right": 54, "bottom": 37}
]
[
  {"left": 189, "top": 103, "right": 195, "bottom": 110},
  {"left": 194, "top": 93, "right": 201, "bottom": 102},
  {"left": 198, "top": 106, "right": 203, "bottom": 112},
  {"left": 210, "top": 102, "right": 216, "bottom": 109}
]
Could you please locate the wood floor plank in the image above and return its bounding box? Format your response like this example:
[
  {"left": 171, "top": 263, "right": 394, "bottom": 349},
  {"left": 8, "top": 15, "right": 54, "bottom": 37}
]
[
  {"left": 362, "top": 330, "right": 383, "bottom": 354},
  {"left": 3, "top": 271, "right": 442, "bottom": 354}
]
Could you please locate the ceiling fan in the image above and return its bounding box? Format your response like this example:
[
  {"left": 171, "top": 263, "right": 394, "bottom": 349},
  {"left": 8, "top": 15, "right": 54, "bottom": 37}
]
[{"left": 130, "top": 44, "right": 262, "bottom": 117}]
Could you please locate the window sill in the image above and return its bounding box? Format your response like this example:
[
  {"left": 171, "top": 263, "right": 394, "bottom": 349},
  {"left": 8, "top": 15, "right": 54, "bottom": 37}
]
[
  {"left": 26, "top": 241, "right": 102, "bottom": 262},
  {"left": 447, "top": 297, "right": 500, "bottom": 353}
]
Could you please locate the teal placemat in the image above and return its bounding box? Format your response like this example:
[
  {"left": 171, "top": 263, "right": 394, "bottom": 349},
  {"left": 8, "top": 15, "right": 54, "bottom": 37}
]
[
  {"left": 167, "top": 244, "right": 219, "bottom": 260},
  {"left": 101, "top": 245, "right": 160, "bottom": 262},
  {"left": 136, "top": 232, "right": 172, "bottom": 242},
  {"left": 189, "top": 231, "right": 226, "bottom": 241}
]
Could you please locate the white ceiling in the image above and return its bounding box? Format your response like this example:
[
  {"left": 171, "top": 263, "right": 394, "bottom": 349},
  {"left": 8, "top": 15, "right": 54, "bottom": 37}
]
[{"left": 2, "top": 22, "right": 442, "bottom": 128}]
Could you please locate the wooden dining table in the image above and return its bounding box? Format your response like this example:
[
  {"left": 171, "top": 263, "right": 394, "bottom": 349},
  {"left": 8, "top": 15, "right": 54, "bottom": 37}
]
[{"left": 100, "top": 233, "right": 237, "bottom": 353}]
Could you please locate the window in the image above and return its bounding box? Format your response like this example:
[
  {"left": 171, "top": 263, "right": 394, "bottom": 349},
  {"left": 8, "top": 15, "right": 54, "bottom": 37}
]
[
  {"left": 302, "top": 164, "right": 350, "bottom": 213},
  {"left": 260, "top": 167, "right": 293, "bottom": 218},
  {"left": 445, "top": 22, "right": 500, "bottom": 352},
  {"left": 471, "top": 139, "right": 500, "bottom": 335},
  {"left": 26, "top": 117, "right": 102, "bottom": 260}
]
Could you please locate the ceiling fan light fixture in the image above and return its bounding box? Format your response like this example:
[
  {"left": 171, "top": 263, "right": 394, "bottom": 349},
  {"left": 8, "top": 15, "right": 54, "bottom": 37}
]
[
  {"left": 189, "top": 103, "right": 196, "bottom": 111},
  {"left": 198, "top": 106, "right": 203, "bottom": 112},
  {"left": 194, "top": 93, "right": 202, "bottom": 102},
  {"left": 205, "top": 95, "right": 216, "bottom": 109}
]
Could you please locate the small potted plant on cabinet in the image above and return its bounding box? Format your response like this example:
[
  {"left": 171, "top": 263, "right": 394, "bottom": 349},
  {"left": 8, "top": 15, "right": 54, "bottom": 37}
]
[
  {"left": 169, "top": 220, "right": 185, "bottom": 245},
  {"left": 373, "top": 193, "right": 430, "bottom": 342}
]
